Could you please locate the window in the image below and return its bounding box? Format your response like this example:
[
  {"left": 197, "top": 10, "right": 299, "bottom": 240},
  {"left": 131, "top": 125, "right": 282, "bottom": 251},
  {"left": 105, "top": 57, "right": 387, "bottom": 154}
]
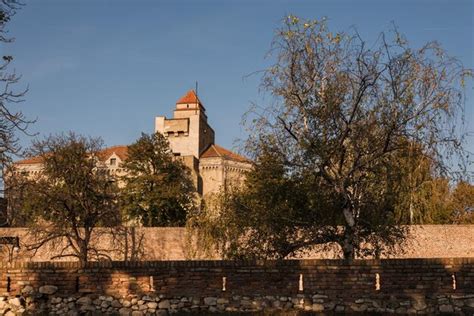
[{"left": 110, "top": 158, "right": 117, "bottom": 166}]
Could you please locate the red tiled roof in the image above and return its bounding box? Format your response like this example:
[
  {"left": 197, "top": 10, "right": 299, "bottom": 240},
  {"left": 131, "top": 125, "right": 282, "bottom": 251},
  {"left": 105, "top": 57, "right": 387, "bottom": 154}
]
[
  {"left": 176, "top": 90, "right": 204, "bottom": 107},
  {"left": 200, "top": 144, "right": 249, "bottom": 163},
  {"left": 15, "top": 145, "right": 129, "bottom": 165},
  {"left": 98, "top": 145, "right": 128, "bottom": 161},
  {"left": 15, "top": 156, "right": 44, "bottom": 165}
]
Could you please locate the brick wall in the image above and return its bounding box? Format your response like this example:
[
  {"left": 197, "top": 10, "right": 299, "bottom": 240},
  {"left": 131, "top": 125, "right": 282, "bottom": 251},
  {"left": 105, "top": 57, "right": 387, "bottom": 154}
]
[{"left": 0, "top": 258, "right": 474, "bottom": 314}]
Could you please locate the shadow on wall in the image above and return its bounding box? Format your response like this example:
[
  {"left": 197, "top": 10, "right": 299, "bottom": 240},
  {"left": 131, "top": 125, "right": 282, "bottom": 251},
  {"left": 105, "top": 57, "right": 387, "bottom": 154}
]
[
  {"left": 297, "top": 258, "right": 474, "bottom": 313},
  {"left": 0, "top": 258, "right": 473, "bottom": 313}
]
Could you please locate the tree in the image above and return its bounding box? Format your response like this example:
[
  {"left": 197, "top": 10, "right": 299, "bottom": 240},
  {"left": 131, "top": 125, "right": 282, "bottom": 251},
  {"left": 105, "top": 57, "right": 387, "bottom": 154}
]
[
  {"left": 0, "top": 1, "right": 34, "bottom": 228},
  {"left": 120, "top": 132, "right": 196, "bottom": 226},
  {"left": 0, "top": 0, "right": 33, "bottom": 173},
  {"left": 198, "top": 16, "right": 472, "bottom": 259},
  {"left": 11, "top": 133, "right": 121, "bottom": 264},
  {"left": 450, "top": 181, "right": 474, "bottom": 224}
]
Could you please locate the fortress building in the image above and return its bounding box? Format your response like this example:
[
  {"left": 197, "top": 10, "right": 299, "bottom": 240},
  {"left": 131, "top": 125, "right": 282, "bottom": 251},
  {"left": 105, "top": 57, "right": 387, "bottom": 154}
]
[
  {"left": 14, "top": 90, "right": 251, "bottom": 197},
  {"left": 155, "top": 90, "right": 251, "bottom": 196}
]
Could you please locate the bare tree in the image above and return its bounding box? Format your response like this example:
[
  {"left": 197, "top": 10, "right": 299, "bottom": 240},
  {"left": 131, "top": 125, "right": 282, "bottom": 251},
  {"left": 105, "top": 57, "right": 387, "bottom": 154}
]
[
  {"left": 0, "top": 1, "right": 34, "bottom": 227},
  {"left": 0, "top": 1, "right": 33, "bottom": 163}
]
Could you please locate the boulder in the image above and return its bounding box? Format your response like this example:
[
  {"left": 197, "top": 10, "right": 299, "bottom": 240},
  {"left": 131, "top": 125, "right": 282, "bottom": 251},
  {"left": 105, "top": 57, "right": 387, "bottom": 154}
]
[
  {"left": 76, "top": 297, "right": 92, "bottom": 305},
  {"left": 8, "top": 297, "right": 22, "bottom": 307},
  {"left": 204, "top": 297, "right": 217, "bottom": 306},
  {"left": 39, "top": 285, "right": 58, "bottom": 295},
  {"left": 312, "top": 303, "right": 325, "bottom": 311},
  {"left": 111, "top": 300, "right": 122, "bottom": 308},
  {"left": 158, "top": 300, "right": 170, "bottom": 309},
  {"left": 119, "top": 307, "right": 131, "bottom": 316},
  {"left": 439, "top": 304, "right": 454, "bottom": 313},
  {"left": 21, "top": 285, "right": 34, "bottom": 295}
]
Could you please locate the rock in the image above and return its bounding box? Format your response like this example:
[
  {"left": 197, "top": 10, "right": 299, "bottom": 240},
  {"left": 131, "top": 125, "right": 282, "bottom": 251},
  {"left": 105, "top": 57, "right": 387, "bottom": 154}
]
[
  {"left": 122, "top": 300, "right": 132, "bottom": 307},
  {"left": 100, "top": 301, "right": 110, "bottom": 308},
  {"left": 335, "top": 305, "right": 345, "bottom": 312},
  {"left": 158, "top": 300, "right": 170, "bottom": 309},
  {"left": 312, "top": 294, "right": 328, "bottom": 299},
  {"left": 76, "top": 297, "right": 92, "bottom": 305},
  {"left": 5, "top": 311, "right": 15, "bottom": 316},
  {"left": 312, "top": 303, "right": 324, "bottom": 312},
  {"left": 21, "top": 285, "right": 34, "bottom": 295},
  {"left": 142, "top": 295, "right": 152, "bottom": 301},
  {"left": 466, "top": 298, "right": 474, "bottom": 308},
  {"left": 147, "top": 302, "right": 158, "bottom": 309},
  {"left": 79, "top": 304, "right": 96, "bottom": 313},
  {"left": 137, "top": 300, "right": 145, "bottom": 305},
  {"left": 412, "top": 297, "right": 427, "bottom": 311},
  {"left": 111, "top": 300, "right": 122, "bottom": 308},
  {"left": 39, "top": 285, "right": 58, "bottom": 295},
  {"left": 131, "top": 311, "right": 143, "bottom": 316},
  {"left": 351, "top": 303, "right": 368, "bottom": 312},
  {"left": 8, "top": 297, "right": 22, "bottom": 307},
  {"left": 217, "top": 298, "right": 229, "bottom": 305},
  {"left": 119, "top": 308, "right": 131, "bottom": 316},
  {"left": 204, "top": 297, "right": 217, "bottom": 306},
  {"left": 439, "top": 305, "right": 454, "bottom": 313}
]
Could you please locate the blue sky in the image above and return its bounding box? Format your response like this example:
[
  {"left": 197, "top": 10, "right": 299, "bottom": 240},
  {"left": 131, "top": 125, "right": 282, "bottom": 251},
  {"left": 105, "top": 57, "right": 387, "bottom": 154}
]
[{"left": 2, "top": 0, "right": 473, "bottom": 166}]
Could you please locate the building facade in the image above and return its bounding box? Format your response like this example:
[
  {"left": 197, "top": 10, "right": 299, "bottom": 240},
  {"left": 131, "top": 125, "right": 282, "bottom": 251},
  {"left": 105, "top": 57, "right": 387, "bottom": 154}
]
[
  {"left": 14, "top": 90, "right": 251, "bottom": 197},
  {"left": 155, "top": 90, "right": 251, "bottom": 196}
]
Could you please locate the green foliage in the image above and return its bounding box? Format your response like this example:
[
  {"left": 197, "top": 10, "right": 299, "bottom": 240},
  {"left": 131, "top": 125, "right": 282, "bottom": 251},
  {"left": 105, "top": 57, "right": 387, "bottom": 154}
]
[
  {"left": 10, "top": 133, "right": 120, "bottom": 263},
  {"left": 120, "top": 132, "right": 196, "bottom": 227},
  {"left": 192, "top": 15, "right": 471, "bottom": 259},
  {"left": 449, "top": 181, "right": 474, "bottom": 224}
]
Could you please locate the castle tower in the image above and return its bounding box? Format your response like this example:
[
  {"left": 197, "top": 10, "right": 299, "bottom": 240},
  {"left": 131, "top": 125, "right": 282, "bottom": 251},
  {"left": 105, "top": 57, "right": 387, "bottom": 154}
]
[{"left": 155, "top": 90, "right": 215, "bottom": 159}]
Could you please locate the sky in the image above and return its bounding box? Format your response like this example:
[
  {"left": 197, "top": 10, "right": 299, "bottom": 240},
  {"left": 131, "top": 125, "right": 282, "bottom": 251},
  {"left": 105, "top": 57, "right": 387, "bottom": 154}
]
[{"left": 1, "top": 0, "right": 473, "bottom": 168}]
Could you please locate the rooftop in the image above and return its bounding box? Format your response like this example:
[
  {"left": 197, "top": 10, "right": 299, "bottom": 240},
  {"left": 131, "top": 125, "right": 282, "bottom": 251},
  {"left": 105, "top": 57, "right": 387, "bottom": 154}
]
[
  {"left": 176, "top": 90, "right": 205, "bottom": 110},
  {"left": 200, "top": 144, "right": 249, "bottom": 163}
]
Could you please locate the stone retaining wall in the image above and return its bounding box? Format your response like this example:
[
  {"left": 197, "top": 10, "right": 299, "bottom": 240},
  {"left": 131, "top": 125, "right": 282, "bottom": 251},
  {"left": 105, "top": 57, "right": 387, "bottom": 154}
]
[{"left": 0, "top": 258, "right": 474, "bottom": 314}]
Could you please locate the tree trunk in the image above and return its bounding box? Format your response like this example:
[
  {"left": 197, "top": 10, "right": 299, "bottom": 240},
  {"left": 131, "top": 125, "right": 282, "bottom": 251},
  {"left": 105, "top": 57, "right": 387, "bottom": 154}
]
[
  {"left": 342, "top": 206, "right": 356, "bottom": 259},
  {"left": 79, "top": 242, "right": 88, "bottom": 265},
  {"left": 342, "top": 226, "right": 356, "bottom": 259},
  {"left": 78, "top": 234, "right": 89, "bottom": 265}
]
